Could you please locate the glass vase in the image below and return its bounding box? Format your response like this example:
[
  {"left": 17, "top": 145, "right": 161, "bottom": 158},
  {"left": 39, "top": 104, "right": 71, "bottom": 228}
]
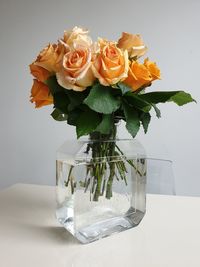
[{"left": 56, "top": 133, "right": 147, "bottom": 244}]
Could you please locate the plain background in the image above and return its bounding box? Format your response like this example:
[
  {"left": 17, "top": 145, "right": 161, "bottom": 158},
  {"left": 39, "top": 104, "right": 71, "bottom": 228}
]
[{"left": 0, "top": 0, "right": 199, "bottom": 195}]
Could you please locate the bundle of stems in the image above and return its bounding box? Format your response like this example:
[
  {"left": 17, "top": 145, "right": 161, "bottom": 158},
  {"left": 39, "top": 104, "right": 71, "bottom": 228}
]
[
  {"left": 84, "top": 124, "right": 135, "bottom": 201},
  {"left": 65, "top": 124, "right": 144, "bottom": 201}
]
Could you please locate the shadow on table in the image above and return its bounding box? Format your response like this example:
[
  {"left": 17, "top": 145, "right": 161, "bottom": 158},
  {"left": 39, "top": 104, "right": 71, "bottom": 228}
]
[
  {"left": 14, "top": 222, "right": 80, "bottom": 245},
  {"left": 37, "top": 225, "right": 80, "bottom": 245},
  {"left": 2, "top": 216, "right": 79, "bottom": 245}
]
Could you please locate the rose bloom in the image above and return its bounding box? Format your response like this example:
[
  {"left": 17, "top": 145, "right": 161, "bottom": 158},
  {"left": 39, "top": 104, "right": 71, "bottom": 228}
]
[
  {"left": 54, "top": 43, "right": 67, "bottom": 72},
  {"left": 34, "top": 43, "right": 66, "bottom": 73},
  {"left": 118, "top": 32, "right": 147, "bottom": 59},
  {"left": 61, "top": 26, "right": 92, "bottom": 49},
  {"left": 144, "top": 58, "right": 161, "bottom": 81},
  {"left": 29, "top": 64, "right": 51, "bottom": 82},
  {"left": 124, "top": 61, "right": 152, "bottom": 91},
  {"left": 56, "top": 46, "right": 95, "bottom": 91},
  {"left": 30, "top": 79, "right": 53, "bottom": 108},
  {"left": 124, "top": 59, "right": 161, "bottom": 91},
  {"left": 92, "top": 39, "right": 129, "bottom": 86}
]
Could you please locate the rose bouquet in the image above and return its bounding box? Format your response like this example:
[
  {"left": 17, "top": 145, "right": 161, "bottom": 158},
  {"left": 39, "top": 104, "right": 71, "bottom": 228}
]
[{"left": 29, "top": 26, "right": 195, "bottom": 201}]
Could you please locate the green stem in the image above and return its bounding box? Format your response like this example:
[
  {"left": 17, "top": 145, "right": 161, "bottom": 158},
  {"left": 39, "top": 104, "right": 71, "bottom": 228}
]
[
  {"left": 90, "top": 124, "right": 117, "bottom": 201},
  {"left": 65, "top": 166, "right": 74, "bottom": 187},
  {"left": 93, "top": 163, "right": 102, "bottom": 201},
  {"left": 106, "top": 161, "right": 115, "bottom": 199},
  {"left": 115, "top": 144, "right": 144, "bottom": 177},
  {"left": 105, "top": 134, "right": 116, "bottom": 199}
]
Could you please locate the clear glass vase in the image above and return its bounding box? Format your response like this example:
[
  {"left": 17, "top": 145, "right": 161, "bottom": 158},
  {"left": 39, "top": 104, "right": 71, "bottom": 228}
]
[{"left": 56, "top": 136, "right": 147, "bottom": 244}]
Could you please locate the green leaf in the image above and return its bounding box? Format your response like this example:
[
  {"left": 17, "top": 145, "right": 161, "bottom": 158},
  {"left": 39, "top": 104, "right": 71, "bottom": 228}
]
[
  {"left": 123, "top": 104, "right": 140, "bottom": 138},
  {"left": 140, "top": 91, "right": 196, "bottom": 106},
  {"left": 117, "top": 83, "right": 131, "bottom": 95},
  {"left": 95, "top": 114, "right": 114, "bottom": 134},
  {"left": 140, "top": 91, "right": 180, "bottom": 103},
  {"left": 169, "top": 91, "right": 196, "bottom": 106},
  {"left": 67, "top": 89, "right": 89, "bottom": 111},
  {"left": 84, "top": 83, "right": 121, "bottom": 114},
  {"left": 140, "top": 112, "right": 151, "bottom": 133},
  {"left": 51, "top": 109, "right": 68, "bottom": 121},
  {"left": 76, "top": 109, "right": 101, "bottom": 138},
  {"left": 124, "top": 92, "right": 152, "bottom": 112},
  {"left": 152, "top": 104, "right": 161, "bottom": 118},
  {"left": 45, "top": 76, "right": 64, "bottom": 95},
  {"left": 67, "top": 109, "right": 82, "bottom": 126},
  {"left": 53, "top": 92, "right": 70, "bottom": 114}
]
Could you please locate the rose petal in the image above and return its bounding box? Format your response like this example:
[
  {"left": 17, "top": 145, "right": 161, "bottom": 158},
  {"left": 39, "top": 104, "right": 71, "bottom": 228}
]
[{"left": 56, "top": 72, "right": 86, "bottom": 91}]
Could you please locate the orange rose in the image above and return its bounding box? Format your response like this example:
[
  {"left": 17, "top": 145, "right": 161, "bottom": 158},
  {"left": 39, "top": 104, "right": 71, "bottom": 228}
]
[
  {"left": 56, "top": 47, "right": 95, "bottom": 91},
  {"left": 54, "top": 43, "right": 67, "bottom": 72},
  {"left": 30, "top": 79, "right": 53, "bottom": 108},
  {"left": 124, "top": 61, "right": 152, "bottom": 91},
  {"left": 144, "top": 58, "right": 161, "bottom": 81},
  {"left": 92, "top": 39, "right": 129, "bottom": 86},
  {"left": 34, "top": 43, "right": 66, "bottom": 73},
  {"left": 118, "top": 32, "right": 147, "bottom": 59},
  {"left": 29, "top": 64, "right": 51, "bottom": 82},
  {"left": 61, "top": 26, "right": 92, "bottom": 49}
]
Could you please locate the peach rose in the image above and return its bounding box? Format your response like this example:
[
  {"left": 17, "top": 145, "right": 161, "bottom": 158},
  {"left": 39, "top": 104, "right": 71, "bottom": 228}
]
[
  {"left": 30, "top": 79, "right": 53, "bottom": 108},
  {"left": 144, "top": 58, "right": 161, "bottom": 81},
  {"left": 92, "top": 39, "right": 129, "bottom": 86},
  {"left": 29, "top": 63, "right": 51, "bottom": 82},
  {"left": 56, "top": 46, "right": 95, "bottom": 91},
  {"left": 124, "top": 61, "right": 152, "bottom": 91},
  {"left": 61, "top": 26, "right": 92, "bottom": 49},
  {"left": 118, "top": 32, "right": 147, "bottom": 59},
  {"left": 34, "top": 43, "right": 66, "bottom": 73}
]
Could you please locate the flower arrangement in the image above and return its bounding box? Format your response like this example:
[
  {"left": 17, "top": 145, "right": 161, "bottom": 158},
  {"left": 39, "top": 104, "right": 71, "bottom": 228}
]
[
  {"left": 30, "top": 26, "right": 194, "bottom": 137},
  {"left": 29, "top": 26, "right": 195, "bottom": 200}
]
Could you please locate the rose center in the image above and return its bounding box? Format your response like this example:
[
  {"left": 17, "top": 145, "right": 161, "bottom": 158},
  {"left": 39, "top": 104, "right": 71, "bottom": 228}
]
[{"left": 106, "top": 46, "right": 118, "bottom": 59}]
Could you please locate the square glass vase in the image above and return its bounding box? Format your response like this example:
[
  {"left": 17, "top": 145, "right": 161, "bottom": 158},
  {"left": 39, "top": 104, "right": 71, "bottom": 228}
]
[{"left": 56, "top": 138, "right": 147, "bottom": 244}]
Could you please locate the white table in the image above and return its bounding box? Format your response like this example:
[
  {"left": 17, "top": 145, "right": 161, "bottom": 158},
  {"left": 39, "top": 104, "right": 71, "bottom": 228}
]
[{"left": 0, "top": 184, "right": 200, "bottom": 267}]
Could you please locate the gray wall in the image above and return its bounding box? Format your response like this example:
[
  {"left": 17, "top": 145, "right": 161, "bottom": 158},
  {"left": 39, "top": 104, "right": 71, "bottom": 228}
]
[{"left": 0, "top": 0, "right": 199, "bottom": 196}]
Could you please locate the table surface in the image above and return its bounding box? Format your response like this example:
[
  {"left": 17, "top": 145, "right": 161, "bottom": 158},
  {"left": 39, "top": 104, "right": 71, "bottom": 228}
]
[{"left": 0, "top": 184, "right": 200, "bottom": 267}]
